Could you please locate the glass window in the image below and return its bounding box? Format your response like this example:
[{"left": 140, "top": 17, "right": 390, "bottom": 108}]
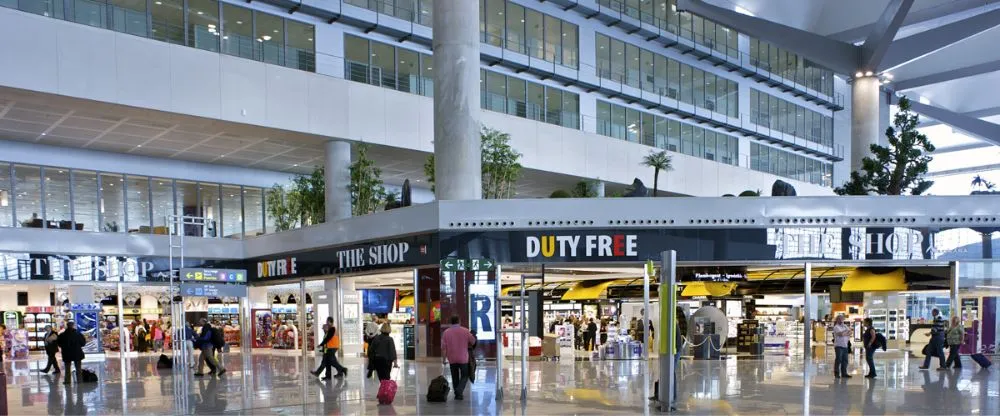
[
  {"left": 596, "top": 33, "right": 611, "bottom": 79},
  {"left": 641, "top": 113, "right": 655, "bottom": 147},
  {"left": 667, "top": 58, "right": 679, "bottom": 100},
  {"left": 151, "top": 0, "right": 184, "bottom": 45},
  {"left": 562, "top": 92, "right": 579, "bottom": 129},
  {"left": 769, "top": 94, "right": 780, "bottom": 130},
  {"left": 397, "top": 48, "right": 419, "bottom": 94},
  {"left": 418, "top": 0, "right": 432, "bottom": 26},
  {"left": 544, "top": 15, "right": 561, "bottom": 63},
  {"left": 126, "top": 176, "right": 151, "bottom": 233},
  {"left": 200, "top": 183, "right": 220, "bottom": 238},
  {"left": 730, "top": 137, "right": 739, "bottom": 165},
  {"left": 727, "top": 80, "right": 738, "bottom": 117},
  {"left": 703, "top": 131, "right": 716, "bottom": 161},
  {"left": 704, "top": 73, "right": 716, "bottom": 112},
  {"left": 667, "top": 119, "right": 679, "bottom": 152},
  {"left": 0, "top": 163, "right": 10, "bottom": 227},
  {"left": 545, "top": 87, "right": 562, "bottom": 126},
  {"left": 484, "top": 0, "right": 503, "bottom": 47},
  {"left": 640, "top": 49, "right": 655, "bottom": 93},
  {"left": 692, "top": 68, "right": 704, "bottom": 108},
  {"left": 505, "top": 3, "right": 525, "bottom": 54},
  {"left": 176, "top": 180, "right": 199, "bottom": 236},
  {"left": 610, "top": 38, "right": 625, "bottom": 84},
  {"left": 286, "top": 19, "right": 315, "bottom": 72},
  {"left": 345, "top": 35, "right": 370, "bottom": 83},
  {"left": 244, "top": 187, "right": 264, "bottom": 237},
  {"left": 14, "top": 165, "right": 42, "bottom": 228},
  {"left": 486, "top": 71, "right": 507, "bottom": 113},
  {"left": 562, "top": 23, "right": 578, "bottom": 68},
  {"left": 626, "top": 108, "right": 640, "bottom": 142},
  {"left": 187, "top": 0, "right": 219, "bottom": 52},
  {"left": 100, "top": 174, "right": 124, "bottom": 232},
  {"left": 420, "top": 53, "right": 434, "bottom": 97},
  {"left": 526, "top": 82, "right": 544, "bottom": 122},
  {"left": 654, "top": 54, "right": 667, "bottom": 96},
  {"left": 44, "top": 168, "right": 71, "bottom": 226},
  {"left": 222, "top": 4, "right": 253, "bottom": 59},
  {"left": 394, "top": 0, "right": 415, "bottom": 21},
  {"left": 680, "top": 123, "right": 692, "bottom": 155},
  {"left": 625, "top": 43, "right": 640, "bottom": 89},
  {"left": 70, "top": 170, "right": 98, "bottom": 232},
  {"left": 221, "top": 185, "right": 242, "bottom": 239},
  {"left": 371, "top": 41, "right": 396, "bottom": 89},
  {"left": 151, "top": 178, "right": 174, "bottom": 232},
  {"left": 507, "top": 76, "right": 526, "bottom": 118},
  {"left": 255, "top": 11, "right": 284, "bottom": 66},
  {"left": 525, "top": 9, "right": 543, "bottom": 59},
  {"left": 654, "top": 116, "right": 667, "bottom": 149},
  {"left": 611, "top": 103, "right": 626, "bottom": 140},
  {"left": 692, "top": 127, "right": 704, "bottom": 158},
  {"left": 597, "top": 101, "right": 611, "bottom": 136},
  {"left": 72, "top": 0, "right": 108, "bottom": 29},
  {"left": 111, "top": 0, "right": 147, "bottom": 36},
  {"left": 680, "top": 64, "right": 692, "bottom": 104},
  {"left": 769, "top": 148, "right": 779, "bottom": 175}
]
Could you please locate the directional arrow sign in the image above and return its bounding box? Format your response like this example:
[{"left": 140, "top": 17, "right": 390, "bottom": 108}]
[
  {"left": 440, "top": 259, "right": 456, "bottom": 272},
  {"left": 479, "top": 258, "right": 495, "bottom": 271}
]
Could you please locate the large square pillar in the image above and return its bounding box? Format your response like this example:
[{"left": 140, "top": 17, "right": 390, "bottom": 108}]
[{"left": 324, "top": 140, "right": 352, "bottom": 222}]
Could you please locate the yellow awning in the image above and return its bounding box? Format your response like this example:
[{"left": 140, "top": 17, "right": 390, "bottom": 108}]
[
  {"left": 561, "top": 280, "right": 617, "bottom": 301},
  {"left": 841, "top": 268, "right": 907, "bottom": 292},
  {"left": 681, "top": 282, "right": 738, "bottom": 297},
  {"left": 398, "top": 294, "right": 414, "bottom": 308},
  {"left": 746, "top": 266, "right": 854, "bottom": 281}
]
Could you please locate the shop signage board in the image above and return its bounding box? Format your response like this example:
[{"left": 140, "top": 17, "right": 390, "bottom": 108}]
[
  {"left": 440, "top": 258, "right": 496, "bottom": 272},
  {"left": 180, "top": 282, "right": 248, "bottom": 298},
  {"left": 180, "top": 268, "right": 247, "bottom": 283},
  {"left": 245, "top": 233, "right": 438, "bottom": 282},
  {"left": 0, "top": 252, "right": 229, "bottom": 282},
  {"left": 468, "top": 283, "right": 496, "bottom": 341}
]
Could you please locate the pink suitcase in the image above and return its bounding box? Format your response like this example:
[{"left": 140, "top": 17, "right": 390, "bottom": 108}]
[{"left": 377, "top": 379, "right": 398, "bottom": 405}]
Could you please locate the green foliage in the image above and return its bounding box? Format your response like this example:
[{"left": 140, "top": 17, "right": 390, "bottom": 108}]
[
  {"left": 571, "top": 180, "right": 599, "bottom": 198},
  {"left": 835, "top": 96, "right": 935, "bottom": 196},
  {"left": 293, "top": 167, "right": 326, "bottom": 225},
  {"left": 738, "top": 189, "right": 762, "bottom": 197},
  {"left": 350, "top": 143, "right": 387, "bottom": 216},
  {"left": 265, "top": 185, "right": 301, "bottom": 232},
  {"left": 641, "top": 150, "right": 673, "bottom": 197},
  {"left": 549, "top": 190, "right": 572, "bottom": 198},
  {"left": 424, "top": 126, "right": 523, "bottom": 199}
]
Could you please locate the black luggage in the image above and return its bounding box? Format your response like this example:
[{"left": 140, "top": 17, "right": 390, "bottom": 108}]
[
  {"left": 970, "top": 353, "right": 992, "bottom": 369},
  {"left": 211, "top": 327, "right": 226, "bottom": 350},
  {"left": 157, "top": 354, "right": 173, "bottom": 369},
  {"left": 426, "top": 375, "right": 451, "bottom": 402},
  {"left": 81, "top": 368, "right": 98, "bottom": 383}
]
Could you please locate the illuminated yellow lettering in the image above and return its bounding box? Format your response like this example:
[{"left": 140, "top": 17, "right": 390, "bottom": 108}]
[{"left": 541, "top": 236, "right": 556, "bottom": 257}]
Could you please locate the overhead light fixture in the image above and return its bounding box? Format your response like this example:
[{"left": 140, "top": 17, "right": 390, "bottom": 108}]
[
  {"left": 865, "top": 71, "right": 873, "bottom": 77},
  {"left": 0, "top": 190, "right": 8, "bottom": 207},
  {"left": 919, "top": 96, "right": 930, "bottom": 105},
  {"left": 262, "top": 35, "right": 272, "bottom": 41},
  {"left": 855, "top": 72, "right": 864, "bottom": 78},
  {"left": 883, "top": 73, "right": 893, "bottom": 79}
]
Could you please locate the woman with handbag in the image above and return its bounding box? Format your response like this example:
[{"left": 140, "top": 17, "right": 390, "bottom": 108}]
[{"left": 944, "top": 316, "right": 964, "bottom": 369}]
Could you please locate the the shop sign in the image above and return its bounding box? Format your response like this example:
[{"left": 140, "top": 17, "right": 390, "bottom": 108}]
[{"left": 468, "top": 283, "right": 496, "bottom": 341}]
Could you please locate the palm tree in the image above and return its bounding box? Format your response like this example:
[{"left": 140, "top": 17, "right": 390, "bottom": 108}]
[{"left": 641, "top": 150, "right": 673, "bottom": 197}]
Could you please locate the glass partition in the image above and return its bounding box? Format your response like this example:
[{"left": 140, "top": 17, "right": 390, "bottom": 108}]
[
  {"left": 100, "top": 173, "right": 125, "bottom": 232},
  {"left": 221, "top": 185, "right": 242, "bottom": 239},
  {"left": 151, "top": 0, "right": 184, "bottom": 45},
  {"left": 151, "top": 178, "right": 174, "bottom": 233},
  {"left": 0, "top": 163, "right": 11, "bottom": 228},
  {"left": 187, "top": 0, "right": 220, "bottom": 52},
  {"left": 14, "top": 165, "right": 42, "bottom": 228},
  {"left": 126, "top": 176, "right": 151, "bottom": 233},
  {"left": 243, "top": 187, "right": 264, "bottom": 237},
  {"left": 255, "top": 12, "right": 284, "bottom": 66},
  {"left": 73, "top": 170, "right": 99, "bottom": 232},
  {"left": 222, "top": 3, "right": 253, "bottom": 59},
  {"left": 44, "top": 168, "right": 72, "bottom": 227},
  {"left": 111, "top": 0, "right": 148, "bottom": 37}
]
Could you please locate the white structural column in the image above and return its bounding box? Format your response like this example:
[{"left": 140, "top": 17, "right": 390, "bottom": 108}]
[
  {"left": 324, "top": 140, "right": 352, "bottom": 221},
  {"left": 433, "top": 0, "right": 482, "bottom": 200},
  {"left": 851, "top": 76, "right": 882, "bottom": 172}
]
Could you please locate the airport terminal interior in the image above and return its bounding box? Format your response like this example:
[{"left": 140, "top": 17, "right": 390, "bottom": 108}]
[{"left": 1, "top": 0, "right": 1000, "bottom": 415}]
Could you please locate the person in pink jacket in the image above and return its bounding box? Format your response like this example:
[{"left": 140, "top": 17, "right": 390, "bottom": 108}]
[{"left": 441, "top": 316, "right": 477, "bottom": 400}]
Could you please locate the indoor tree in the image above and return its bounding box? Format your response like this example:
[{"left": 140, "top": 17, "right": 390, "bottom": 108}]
[
  {"left": 265, "top": 185, "right": 302, "bottom": 232},
  {"left": 350, "top": 143, "right": 388, "bottom": 216},
  {"left": 835, "top": 96, "right": 935, "bottom": 196},
  {"left": 424, "top": 126, "right": 523, "bottom": 199},
  {"left": 641, "top": 150, "right": 673, "bottom": 197}
]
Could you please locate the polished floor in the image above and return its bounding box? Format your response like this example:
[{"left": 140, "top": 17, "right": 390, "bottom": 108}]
[{"left": 2, "top": 349, "right": 996, "bottom": 415}]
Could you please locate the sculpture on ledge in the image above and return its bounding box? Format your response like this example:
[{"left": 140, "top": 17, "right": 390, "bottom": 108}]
[{"left": 624, "top": 178, "right": 649, "bottom": 197}]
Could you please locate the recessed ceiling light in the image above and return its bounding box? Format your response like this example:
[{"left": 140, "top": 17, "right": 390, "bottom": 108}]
[
  {"left": 155, "top": 1, "right": 161, "bottom": 4},
  {"left": 273, "top": 29, "right": 279, "bottom": 33},
  {"left": 136, "top": 144, "right": 141, "bottom": 147},
  {"left": 197, "top": 11, "right": 203, "bottom": 15},
  {"left": 236, "top": 21, "right": 243, "bottom": 24},
  {"left": 220, "top": 154, "right": 225, "bottom": 158},
  {"left": 262, "top": 35, "right": 271, "bottom": 41},
  {"left": 855, "top": 71, "right": 863, "bottom": 78},
  {"left": 865, "top": 71, "right": 873, "bottom": 76}
]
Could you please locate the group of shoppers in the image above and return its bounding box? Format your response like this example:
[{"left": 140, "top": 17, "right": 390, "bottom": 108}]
[
  {"left": 831, "top": 308, "right": 967, "bottom": 379},
  {"left": 191, "top": 318, "right": 227, "bottom": 377},
  {"left": 36, "top": 321, "right": 87, "bottom": 385},
  {"left": 131, "top": 319, "right": 166, "bottom": 353}
]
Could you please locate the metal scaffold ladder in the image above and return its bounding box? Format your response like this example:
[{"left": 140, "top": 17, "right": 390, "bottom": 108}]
[
  {"left": 496, "top": 267, "right": 544, "bottom": 402},
  {"left": 166, "top": 214, "right": 206, "bottom": 370}
]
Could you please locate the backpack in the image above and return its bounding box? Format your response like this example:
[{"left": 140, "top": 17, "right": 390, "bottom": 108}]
[
  {"left": 157, "top": 354, "right": 173, "bottom": 369},
  {"left": 426, "top": 375, "right": 450, "bottom": 402},
  {"left": 211, "top": 327, "right": 226, "bottom": 350},
  {"left": 875, "top": 332, "right": 887, "bottom": 351},
  {"left": 81, "top": 369, "right": 98, "bottom": 383}
]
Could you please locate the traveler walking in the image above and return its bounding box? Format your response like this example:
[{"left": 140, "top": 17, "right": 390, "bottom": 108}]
[
  {"left": 194, "top": 319, "right": 223, "bottom": 377},
  {"left": 945, "top": 315, "right": 964, "bottom": 369},
  {"left": 441, "top": 316, "right": 477, "bottom": 400},
  {"left": 152, "top": 323, "right": 164, "bottom": 352},
  {"left": 313, "top": 317, "right": 348, "bottom": 379},
  {"left": 367, "top": 323, "right": 397, "bottom": 381},
  {"left": 56, "top": 321, "right": 86, "bottom": 385},
  {"left": 919, "top": 308, "right": 947, "bottom": 370},
  {"left": 832, "top": 315, "right": 852, "bottom": 378},
  {"left": 39, "top": 325, "right": 61, "bottom": 374},
  {"left": 862, "top": 318, "right": 877, "bottom": 378},
  {"left": 585, "top": 318, "right": 597, "bottom": 351}
]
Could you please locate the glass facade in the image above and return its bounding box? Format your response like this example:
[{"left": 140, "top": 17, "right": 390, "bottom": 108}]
[
  {"left": 0, "top": 162, "right": 267, "bottom": 238},
  {"left": 480, "top": 0, "right": 579, "bottom": 69},
  {"left": 345, "top": 0, "right": 434, "bottom": 26},
  {"left": 597, "top": 101, "right": 738, "bottom": 165},
  {"left": 596, "top": 33, "right": 738, "bottom": 117},
  {"left": 750, "top": 89, "right": 833, "bottom": 147},
  {"left": 1, "top": 0, "right": 315, "bottom": 72},
  {"left": 750, "top": 142, "right": 832, "bottom": 187},
  {"left": 750, "top": 38, "right": 834, "bottom": 97},
  {"left": 597, "top": 0, "right": 738, "bottom": 57},
  {"left": 345, "top": 35, "right": 580, "bottom": 129}
]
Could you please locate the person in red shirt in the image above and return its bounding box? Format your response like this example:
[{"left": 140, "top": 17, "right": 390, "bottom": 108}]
[{"left": 441, "top": 316, "right": 477, "bottom": 400}]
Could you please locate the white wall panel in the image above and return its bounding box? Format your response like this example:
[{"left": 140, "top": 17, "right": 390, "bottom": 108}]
[
  {"left": 306, "top": 75, "right": 349, "bottom": 136},
  {"left": 0, "top": 8, "right": 58, "bottom": 94},
  {"left": 170, "top": 45, "right": 222, "bottom": 119},
  {"left": 220, "top": 54, "right": 268, "bottom": 122},
  {"left": 384, "top": 92, "right": 421, "bottom": 148},
  {"left": 56, "top": 22, "right": 117, "bottom": 102},
  {"left": 115, "top": 35, "right": 172, "bottom": 111},
  {"left": 264, "top": 65, "right": 310, "bottom": 130},
  {"left": 347, "top": 80, "right": 387, "bottom": 143}
]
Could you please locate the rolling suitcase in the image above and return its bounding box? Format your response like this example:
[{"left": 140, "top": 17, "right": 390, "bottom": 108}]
[
  {"left": 377, "top": 380, "right": 398, "bottom": 405},
  {"left": 970, "top": 353, "right": 992, "bottom": 369}
]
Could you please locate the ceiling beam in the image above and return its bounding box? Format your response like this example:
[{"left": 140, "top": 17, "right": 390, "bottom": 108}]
[
  {"left": 928, "top": 163, "right": 1000, "bottom": 178},
  {"left": 879, "top": 8, "right": 1000, "bottom": 72},
  {"left": 894, "top": 59, "right": 1000, "bottom": 90},
  {"left": 860, "top": 0, "right": 915, "bottom": 71},
  {"left": 676, "top": 0, "right": 858, "bottom": 75},
  {"left": 826, "top": 0, "right": 1000, "bottom": 42},
  {"left": 918, "top": 106, "right": 1000, "bottom": 128},
  {"left": 931, "top": 142, "right": 995, "bottom": 154},
  {"left": 902, "top": 98, "right": 1000, "bottom": 146}
]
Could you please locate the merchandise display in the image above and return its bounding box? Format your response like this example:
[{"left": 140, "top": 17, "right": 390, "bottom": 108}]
[{"left": 23, "top": 306, "right": 56, "bottom": 351}]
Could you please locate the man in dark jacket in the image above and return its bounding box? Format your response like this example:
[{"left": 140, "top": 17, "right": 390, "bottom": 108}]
[
  {"left": 40, "top": 325, "right": 61, "bottom": 374},
  {"left": 57, "top": 321, "right": 86, "bottom": 385},
  {"left": 194, "top": 319, "right": 222, "bottom": 376}
]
